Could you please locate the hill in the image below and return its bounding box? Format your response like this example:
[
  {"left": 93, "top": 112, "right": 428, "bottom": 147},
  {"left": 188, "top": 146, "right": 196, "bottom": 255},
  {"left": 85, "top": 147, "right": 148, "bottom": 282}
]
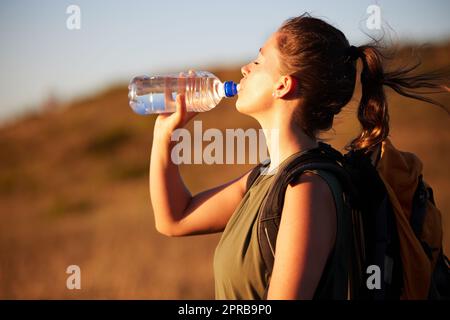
[{"left": 0, "top": 43, "right": 449, "bottom": 298}]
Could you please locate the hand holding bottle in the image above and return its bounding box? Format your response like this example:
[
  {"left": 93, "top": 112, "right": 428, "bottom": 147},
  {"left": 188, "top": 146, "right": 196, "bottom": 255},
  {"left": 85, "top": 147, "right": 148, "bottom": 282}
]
[{"left": 153, "top": 70, "right": 199, "bottom": 143}]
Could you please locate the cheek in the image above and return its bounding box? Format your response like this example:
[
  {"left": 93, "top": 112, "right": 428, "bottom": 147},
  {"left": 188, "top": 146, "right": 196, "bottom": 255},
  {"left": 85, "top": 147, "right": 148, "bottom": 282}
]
[
  {"left": 236, "top": 78, "right": 273, "bottom": 113},
  {"left": 236, "top": 91, "right": 271, "bottom": 113}
]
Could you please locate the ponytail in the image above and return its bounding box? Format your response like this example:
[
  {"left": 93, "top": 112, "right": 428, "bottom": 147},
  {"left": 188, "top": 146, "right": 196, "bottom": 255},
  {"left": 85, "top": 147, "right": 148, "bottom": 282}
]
[{"left": 346, "top": 45, "right": 449, "bottom": 152}]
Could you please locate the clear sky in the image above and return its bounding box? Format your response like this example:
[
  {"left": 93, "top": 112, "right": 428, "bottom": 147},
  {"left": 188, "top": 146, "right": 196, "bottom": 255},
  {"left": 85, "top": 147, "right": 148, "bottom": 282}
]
[{"left": 1, "top": 0, "right": 449, "bottom": 121}]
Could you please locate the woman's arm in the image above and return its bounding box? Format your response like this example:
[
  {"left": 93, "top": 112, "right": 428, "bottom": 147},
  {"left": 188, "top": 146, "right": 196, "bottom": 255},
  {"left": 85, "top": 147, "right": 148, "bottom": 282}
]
[
  {"left": 266, "top": 172, "right": 337, "bottom": 299},
  {"left": 150, "top": 94, "right": 251, "bottom": 237},
  {"left": 151, "top": 136, "right": 251, "bottom": 236}
]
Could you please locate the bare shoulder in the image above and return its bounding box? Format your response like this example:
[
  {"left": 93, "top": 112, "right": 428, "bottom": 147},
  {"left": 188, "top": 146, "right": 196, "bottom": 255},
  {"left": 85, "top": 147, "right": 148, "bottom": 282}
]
[
  {"left": 287, "top": 171, "right": 336, "bottom": 206},
  {"left": 283, "top": 170, "right": 337, "bottom": 229}
]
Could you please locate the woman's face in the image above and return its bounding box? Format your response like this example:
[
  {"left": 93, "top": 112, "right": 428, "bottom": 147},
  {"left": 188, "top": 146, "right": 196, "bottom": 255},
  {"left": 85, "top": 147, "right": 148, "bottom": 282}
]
[{"left": 236, "top": 32, "right": 283, "bottom": 115}]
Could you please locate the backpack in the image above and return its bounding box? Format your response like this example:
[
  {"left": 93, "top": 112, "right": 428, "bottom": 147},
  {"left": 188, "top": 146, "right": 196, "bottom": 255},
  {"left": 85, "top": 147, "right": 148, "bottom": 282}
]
[{"left": 246, "top": 140, "right": 450, "bottom": 300}]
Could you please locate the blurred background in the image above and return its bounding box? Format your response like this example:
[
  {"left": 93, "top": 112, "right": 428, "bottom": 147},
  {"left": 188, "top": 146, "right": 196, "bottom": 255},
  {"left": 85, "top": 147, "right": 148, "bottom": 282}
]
[{"left": 0, "top": 0, "right": 449, "bottom": 299}]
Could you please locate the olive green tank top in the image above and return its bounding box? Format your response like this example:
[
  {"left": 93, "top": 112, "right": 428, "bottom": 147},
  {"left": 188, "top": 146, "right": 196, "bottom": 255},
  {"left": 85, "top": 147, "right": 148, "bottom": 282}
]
[{"left": 214, "top": 154, "right": 350, "bottom": 300}]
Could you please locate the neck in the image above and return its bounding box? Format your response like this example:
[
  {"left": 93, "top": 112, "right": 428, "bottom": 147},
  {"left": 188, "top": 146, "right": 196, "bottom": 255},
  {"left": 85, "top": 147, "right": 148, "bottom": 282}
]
[{"left": 257, "top": 110, "right": 318, "bottom": 172}]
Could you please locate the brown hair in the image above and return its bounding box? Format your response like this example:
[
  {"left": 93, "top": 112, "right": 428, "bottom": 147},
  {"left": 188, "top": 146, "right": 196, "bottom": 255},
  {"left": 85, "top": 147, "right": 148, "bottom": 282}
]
[{"left": 276, "top": 13, "right": 449, "bottom": 152}]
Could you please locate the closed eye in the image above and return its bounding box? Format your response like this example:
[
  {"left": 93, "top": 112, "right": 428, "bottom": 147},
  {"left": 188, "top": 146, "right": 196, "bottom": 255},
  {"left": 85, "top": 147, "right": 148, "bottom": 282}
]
[{"left": 253, "top": 61, "right": 259, "bottom": 65}]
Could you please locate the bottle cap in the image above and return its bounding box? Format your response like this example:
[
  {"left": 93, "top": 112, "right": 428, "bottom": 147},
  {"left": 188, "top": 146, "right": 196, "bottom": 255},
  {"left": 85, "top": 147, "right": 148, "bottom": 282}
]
[{"left": 224, "top": 81, "right": 238, "bottom": 97}]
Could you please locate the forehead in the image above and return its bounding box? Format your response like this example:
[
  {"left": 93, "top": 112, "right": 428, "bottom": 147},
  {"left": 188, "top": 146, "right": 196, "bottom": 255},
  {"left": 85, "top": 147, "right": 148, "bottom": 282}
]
[
  {"left": 260, "top": 33, "right": 279, "bottom": 56},
  {"left": 259, "top": 33, "right": 282, "bottom": 75}
]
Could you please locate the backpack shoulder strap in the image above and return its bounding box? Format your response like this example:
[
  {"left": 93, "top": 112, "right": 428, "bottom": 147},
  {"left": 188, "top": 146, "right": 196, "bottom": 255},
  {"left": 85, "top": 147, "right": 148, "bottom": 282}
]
[
  {"left": 245, "top": 158, "right": 271, "bottom": 193},
  {"left": 258, "top": 143, "right": 355, "bottom": 275}
]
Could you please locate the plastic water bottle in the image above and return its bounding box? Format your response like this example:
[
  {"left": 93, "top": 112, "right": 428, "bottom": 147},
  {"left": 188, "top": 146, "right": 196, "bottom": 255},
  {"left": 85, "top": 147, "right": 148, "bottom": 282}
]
[{"left": 128, "top": 71, "right": 239, "bottom": 114}]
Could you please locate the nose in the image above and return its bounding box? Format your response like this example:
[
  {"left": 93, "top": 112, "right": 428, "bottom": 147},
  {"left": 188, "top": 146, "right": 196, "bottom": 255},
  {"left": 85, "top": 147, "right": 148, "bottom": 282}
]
[{"left": 241, "top": 64, "right": 250, "bottom": 77}]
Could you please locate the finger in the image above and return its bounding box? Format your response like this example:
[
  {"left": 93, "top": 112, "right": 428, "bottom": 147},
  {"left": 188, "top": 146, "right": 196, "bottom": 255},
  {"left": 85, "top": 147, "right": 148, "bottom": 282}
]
[
  {"left": 175, "top": 94, "right": 187, "bottom": 125},
  {"left": 163, "top": 77, "right": 173, "bottom": 104},
  {"left": 164, "top": 75, "right": 179, "bottom": 114},
  {"left": 186, "top": 70, "right": 197, "bottom": 109},
  {"left": 177, "top": 72, "right": 186, "bottom": 95},
  {"left": 176, "top": 72, "right": 187, "bottom": 110}
]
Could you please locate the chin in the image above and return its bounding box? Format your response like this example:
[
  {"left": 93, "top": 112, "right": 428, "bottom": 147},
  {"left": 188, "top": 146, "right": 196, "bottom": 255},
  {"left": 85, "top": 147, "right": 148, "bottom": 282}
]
[
  {"left": 236, "top": 98, "right": 255, "bottom": 116},
  {"left": 235, "top": 99, "right": 246, "bottom": 114}
]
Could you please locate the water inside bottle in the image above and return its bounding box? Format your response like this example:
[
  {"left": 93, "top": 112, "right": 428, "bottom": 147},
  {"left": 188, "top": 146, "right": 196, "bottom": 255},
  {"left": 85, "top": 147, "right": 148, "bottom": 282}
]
[{"left": 128, "top": 74, "right": 224, "bottom": 114}]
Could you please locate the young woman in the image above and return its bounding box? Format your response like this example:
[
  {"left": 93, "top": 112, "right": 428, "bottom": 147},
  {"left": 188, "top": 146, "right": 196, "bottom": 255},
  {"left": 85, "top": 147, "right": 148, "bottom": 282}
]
[{"left": 149, "top": 14, "right": 447, "bottom": 300}]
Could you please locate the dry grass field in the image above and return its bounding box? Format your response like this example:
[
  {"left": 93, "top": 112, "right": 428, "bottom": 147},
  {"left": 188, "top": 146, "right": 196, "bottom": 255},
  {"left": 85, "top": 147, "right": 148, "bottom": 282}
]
[{"left": 0, "top": 43, "right": 449, "bottom": 299}]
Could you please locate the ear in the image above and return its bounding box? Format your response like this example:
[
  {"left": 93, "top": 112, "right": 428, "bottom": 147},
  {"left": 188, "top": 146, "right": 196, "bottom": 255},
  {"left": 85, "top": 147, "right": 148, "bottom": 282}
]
[{"left": 273, "top": 75, "right": 298, "bottom": 98}]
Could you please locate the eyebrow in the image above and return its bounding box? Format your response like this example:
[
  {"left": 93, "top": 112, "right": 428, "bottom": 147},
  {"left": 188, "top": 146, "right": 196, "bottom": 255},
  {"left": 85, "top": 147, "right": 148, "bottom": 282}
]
[{"left": 259, "top": 47, "right": 264, "bottom": 55}]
